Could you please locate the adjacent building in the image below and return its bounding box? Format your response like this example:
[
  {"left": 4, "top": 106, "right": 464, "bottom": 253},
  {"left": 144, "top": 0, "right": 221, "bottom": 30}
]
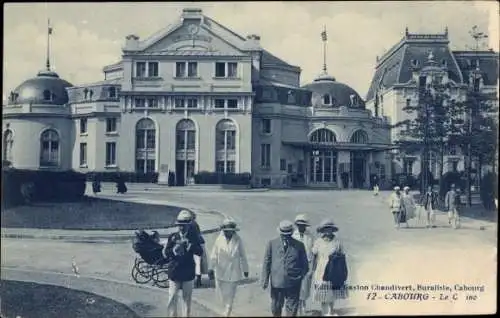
[
  {"left": 3, "top": 8, "right": 392, "bottom": 188},
  {"left": 365, "top": 28, "right": 498, "bottom": 182}
]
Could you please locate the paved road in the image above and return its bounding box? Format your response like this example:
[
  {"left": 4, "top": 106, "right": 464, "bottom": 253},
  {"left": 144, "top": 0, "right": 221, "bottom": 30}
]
[{"left": 2, "top": 189, "right": 497, "bottom": 316}]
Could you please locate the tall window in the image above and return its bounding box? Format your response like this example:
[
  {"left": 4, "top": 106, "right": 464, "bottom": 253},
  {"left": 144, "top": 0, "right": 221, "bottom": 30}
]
[
  {"left": 215, "top": 119, "right": 237, "bottom": 173},
  {"left": 350, "top": 130, "right": 368, "bottom": 144},
  {"left": 148, "top": 62, "right": 158, "bottom": 77},
  {"left": 43, "top": 90, "right": 52, "bottom": 101},
  {"left": 260, "top": 144, "right": 271, "bottom": 168},
  {"left": 3, "top": 130, "right": 13, "bottom": 162},
  {"left": 215, "top": 62, "right": 238, "bottom": 78},
  {"left": 176, "top": 119, "right": 196, "bottom": 151},
  {"left": 135, "top": 118, "right": 156, "bottom": 173},
  {"left": 106, "top": 118, "right": 117, "bottom": 133},
  {"left": 108, "top": 86, "right": 117, "bottom": 98},
  {"left": 261, "top": 119, "right": 271, "bottom": 134},
  {"left": 310, "top": 129, "right": 336, "bottom": 144},
  {"left": 79, "top": 143, "right": 87, "bottom": 166},
  {"left": 135, "top": 61, "right": 158, "bottom": 77},
  {"left": 135, "top": 98, "right": 146, "bottom": 108},
  {"left": 105, "top": 142, "right": 116, "bottom": 166},
  {"left": 136, "top": 62, "right": 146, "bottom": 77},
  {"left": 323, "top": 94, "right": 331, "bottom": 105},
  {"left": 147, "top": 97, "right": 158, "bottom": 108},
  {"left": 40, "top": 129, "right": 59, "bottom": 167},
  {"left": 176, "top": 62, "right": 198, "bottom": 77},
  {"left": 80, "top": 118, "right": 87, "bottom": 134}
]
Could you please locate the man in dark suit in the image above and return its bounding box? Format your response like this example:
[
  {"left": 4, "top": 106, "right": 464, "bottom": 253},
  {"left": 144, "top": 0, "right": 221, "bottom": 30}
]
[{"left": 261, "top": 220, "right": 309, "bottom": 317}]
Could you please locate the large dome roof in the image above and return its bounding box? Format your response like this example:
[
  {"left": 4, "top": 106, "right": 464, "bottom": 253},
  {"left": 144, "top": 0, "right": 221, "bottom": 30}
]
[
  {"left": 8, "top": 70, "right": 73, "bottom": 106},
  {"left": 302, "top": 73, "right": 365, "bottom": 109}
]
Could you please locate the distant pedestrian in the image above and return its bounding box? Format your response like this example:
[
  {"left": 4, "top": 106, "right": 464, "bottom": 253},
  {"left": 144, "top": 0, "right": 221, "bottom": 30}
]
[
  {"left": 292, "top": 214, "right": 314, "bottom": 316},
  {"left": 116, "top": 176, "right": 127, "bottom": 194},
  {"left": 261, "top": 220, "right": 309, "bottom": 317},
  {"left": 209, "top": 218, "right": 249, "bottom": 317},
  {"left": 388, "top": 186, "right": 404, "bottom": 228},
  {"left": 163, "top": 210, "right": 204, "bottom": 317},
  {"left": 188, "top": 210, "right": 209, "bottom": 287},
  {"left": 373, "top": 184, "right": 379, "bottom": 196},
  {"left": 445, "top": 184, "right": 460, "bottom": 229},
  {"left": 311, "top": 220, "right": 348, "bottom": 316},
  {"left": 420, "top": 185, "right": 438, "bottom": 228},
  {"left": 92, "top": 175, "right": 101, "bottom": 195},
  {"left": 401, "top": 186, "right": 416, "bottom": 228}
]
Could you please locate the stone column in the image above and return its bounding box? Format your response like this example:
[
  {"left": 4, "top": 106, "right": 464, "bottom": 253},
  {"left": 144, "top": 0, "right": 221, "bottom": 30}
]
[{"left": 365, "top": 152, "right": 372, "bottom": 188}]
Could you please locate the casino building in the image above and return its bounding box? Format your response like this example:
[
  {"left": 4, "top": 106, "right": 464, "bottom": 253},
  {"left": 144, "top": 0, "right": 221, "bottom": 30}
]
[{"left": 2, "top": 8, "right": 393, "bottom": 188}]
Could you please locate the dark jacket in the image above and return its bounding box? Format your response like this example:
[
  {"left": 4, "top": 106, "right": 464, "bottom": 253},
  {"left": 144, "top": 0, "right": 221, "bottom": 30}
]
[
  {"left": 323, "top": 253, "right": 348, "bottom": 289},
  {"left": 420, "top": 191, "right": 438, "bottom": 210},
  {"left": 261, "top": 237, "right": 309, "bottom": 289},
  {"left": 164, "top": 230, "right": 203, "bottom": 282}
]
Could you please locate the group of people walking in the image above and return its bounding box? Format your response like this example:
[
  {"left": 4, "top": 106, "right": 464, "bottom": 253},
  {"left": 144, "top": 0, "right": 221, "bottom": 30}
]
[
  {"left": 388, "top": 184, "right": 462, "bottom": 229},
  {"left": 161, "top": 210, "right": 348, "bottom": 317}
]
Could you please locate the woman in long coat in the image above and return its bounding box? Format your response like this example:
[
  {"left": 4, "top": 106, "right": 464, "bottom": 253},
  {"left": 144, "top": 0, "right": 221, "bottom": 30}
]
[
  {"left": 209, "top": 218, "right": 249, "bottom": 317},
  {"left": 311, "top": 219, "right": 348, "bottom": 316},
  {"left": 292, "top": 214, "right": 314, "bottom": 316}
]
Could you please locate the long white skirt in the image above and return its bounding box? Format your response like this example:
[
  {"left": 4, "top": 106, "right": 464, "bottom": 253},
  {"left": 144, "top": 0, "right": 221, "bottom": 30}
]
[{"left": 216, "top": 279, "right": 238, "bottom": 308}]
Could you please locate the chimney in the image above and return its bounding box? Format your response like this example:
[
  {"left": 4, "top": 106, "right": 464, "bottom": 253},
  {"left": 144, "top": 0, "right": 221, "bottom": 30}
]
[
  {"left": 244, "top": 34, "right": 261, "bottom": 51},
  {"left": 124, "top": 34, "right": 140, "bottom": 51}
]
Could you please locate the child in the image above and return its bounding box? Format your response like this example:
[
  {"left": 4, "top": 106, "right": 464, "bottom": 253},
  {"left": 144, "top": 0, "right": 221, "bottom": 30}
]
[{"left": 373, "top": 184, "right": 379, "bottom": 196}]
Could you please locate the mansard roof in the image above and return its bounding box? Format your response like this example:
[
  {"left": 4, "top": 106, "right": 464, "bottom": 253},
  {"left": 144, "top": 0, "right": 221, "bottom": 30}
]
[
  {"left": 452, "top": 50, "right": 499, "bottom": 86},
  {"left": 261, "top": 49, "right": 301, "bottom": 72},
  {"left": 365, "top": 30, "right": 464, "bottom": 101}
]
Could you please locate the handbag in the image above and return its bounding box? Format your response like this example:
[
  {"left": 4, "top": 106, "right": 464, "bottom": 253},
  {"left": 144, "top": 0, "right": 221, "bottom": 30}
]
[{"left": 322, "top": 253, "right": 348, "bottom": 289}]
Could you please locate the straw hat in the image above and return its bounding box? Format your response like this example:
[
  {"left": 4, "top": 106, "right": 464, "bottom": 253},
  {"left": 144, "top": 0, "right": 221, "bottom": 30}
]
[
  {"left": 403, "top": 186, "right": 410, "bottom": 191},
  {"left": 277, "top": 220, "right": 294, "bottom": 235},
  {"left": 175, "top": 210, "right": 193, "bottom": 225},
  {"left": 394, "top": 186, "right": 400, "bottom": 191},
  {"left": 220, "top": 218, "right": 240, "bottom": 232},
  {"left": 294, "top": 214, "right": 310, "bottom": 226},
  {"left": 317, "top": 219, "right": 339, "bottom": 232}
]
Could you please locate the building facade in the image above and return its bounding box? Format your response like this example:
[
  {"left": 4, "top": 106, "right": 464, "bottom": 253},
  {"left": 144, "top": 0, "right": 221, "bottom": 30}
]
[
  {"left": 3, "top": 8, "right": 392, "bottom": 188},
  {"left": 365, "top": 28, "right": 498, "bottom": 181}
]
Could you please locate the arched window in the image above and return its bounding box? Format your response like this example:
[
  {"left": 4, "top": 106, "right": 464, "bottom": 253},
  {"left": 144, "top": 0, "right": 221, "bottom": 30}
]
[
  {"left": 135, "top": 118, "right": 156, "bottom": 173},
  {"left": 3, "top": 129, "right": 13, "bottom": 162},
  {"left": 176, "top": 119, "right": 196, "bottom": 151},
  {"left": 350, "top": 130, "right": 368, "bottom": 144},
  {"left": 43, "top": 90, "right": 52, "bottom": 101},
  {"left": 40, "top": 129, "right": 60, "bottom": 167},
  {"left": 310, "top": 129, "right": 336, "bottom": 144},
  {"left": 215, "top": 119, "right": 237, "bottom": 173}
]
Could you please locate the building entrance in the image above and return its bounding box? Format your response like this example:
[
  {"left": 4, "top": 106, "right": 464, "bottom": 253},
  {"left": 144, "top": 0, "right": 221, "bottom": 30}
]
[
  {"left": 175, "top": 159, "right": 195, "bottom": 186},
  {"left": 309, "top": 150, "right": 338, "bottom": 184},
  {"left": 351, "top": 151, "right": 367, "bottom": 189}
]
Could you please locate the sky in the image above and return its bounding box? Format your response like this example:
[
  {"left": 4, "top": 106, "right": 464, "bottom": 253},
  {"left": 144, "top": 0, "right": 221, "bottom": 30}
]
[{"left": 3, "top": 1, "right": 498, "bottom": 101}]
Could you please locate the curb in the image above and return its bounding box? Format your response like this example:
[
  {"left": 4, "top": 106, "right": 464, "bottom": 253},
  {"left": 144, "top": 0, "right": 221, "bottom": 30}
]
[{"left": 1, "top": 267, "right": 223, "bottom": 317}]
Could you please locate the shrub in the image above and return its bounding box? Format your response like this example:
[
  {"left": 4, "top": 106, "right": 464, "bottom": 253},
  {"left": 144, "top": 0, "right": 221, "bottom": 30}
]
[
  {"left": 2, "top": 169, "right": 87, "bottom": 209},
  {"left": 193, "top": 171, "right": 251, "bottom": 185},
  {"left": 439, "top": 171, "right": 466, "bottom": 200},
  {"left": 480, "top": 172, "right": 498, "bottom": 210},
  {"left": 87, "top": 172, "right": 158, "bottom": 183}
]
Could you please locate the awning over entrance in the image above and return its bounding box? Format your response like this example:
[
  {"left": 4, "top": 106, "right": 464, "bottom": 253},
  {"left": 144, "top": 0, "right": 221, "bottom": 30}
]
[{"left": 282, "top": 141, "right": 397, "bottom": 151}]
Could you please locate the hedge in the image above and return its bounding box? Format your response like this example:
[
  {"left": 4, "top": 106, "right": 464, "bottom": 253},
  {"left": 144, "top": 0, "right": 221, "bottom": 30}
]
[
  {"left": 480, "top": 172, "right": 498, "bottom": 210},
  {"left": 87, "top": 172, "right": 159, "bottom": 183},
  {"left": 2, "top": 168, "right": 87, "bottom": 209},
  {"left": 193, "top": 171, "right": 251, "bottom": 185}
]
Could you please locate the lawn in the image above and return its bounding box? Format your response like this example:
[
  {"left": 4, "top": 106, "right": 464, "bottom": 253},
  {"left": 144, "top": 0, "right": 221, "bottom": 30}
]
[
  {"left": 0, "top": 280, "right": 139, "bottom": 318},
  {"left": 1, "top": 197, "right": 182, "bottom": 230}
]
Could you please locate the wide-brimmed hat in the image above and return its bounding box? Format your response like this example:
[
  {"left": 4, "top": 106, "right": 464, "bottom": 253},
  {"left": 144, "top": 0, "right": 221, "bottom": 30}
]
[
  {"left": 277, "top": 220, "right": 294, "bottom": 235},
  {"left": 317, "top": 219, "right": 339, "bottom": 232},
  {"left": 220, "top": 218, "right": 240, "bottom": 232},
  {"left": 403, "top": 186, "right": 410, "bottom": 191},
  {"left": 175, "top": 210, "right": 193, "bottom": 225},
  {"left": 394, "top": 186, "right": 401, "bottom": 191},
  {"left": 294, "top": 214, "right": 310, "bottom": 226}
]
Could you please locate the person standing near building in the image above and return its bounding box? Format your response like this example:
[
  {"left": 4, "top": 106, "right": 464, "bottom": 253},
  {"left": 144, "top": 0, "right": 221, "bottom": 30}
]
[
  {"left": 401, "top": 186, "right": 416, "bottom": 228},
  {"left": 420, "top": 185, "right": 438, "bottom": 228},
  {"left": 163, "top": 210, "right": 203, "bottom": 317},
  {"left": 261, "top": 220, "right": 309, "bottom": 317},
  {"left": 445, "top": 184, "right": 460, "bottom": 229},
  {"left": 388, "top": 186, "right": 404, "bottom": 228},
  {"left": 209, "top": 218, "right": 249, "bottom": 317},
  {"left": 291, "top": 214, "right": 314, "bottom": 316},
  {"left": 311, "top": 220, "right": 348, "bottom": 316}
]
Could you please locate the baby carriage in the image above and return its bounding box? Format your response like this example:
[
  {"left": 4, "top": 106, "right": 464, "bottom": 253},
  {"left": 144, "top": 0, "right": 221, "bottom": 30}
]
[{"left": 131, "top": 230, "right": 170, "bottom": 288}]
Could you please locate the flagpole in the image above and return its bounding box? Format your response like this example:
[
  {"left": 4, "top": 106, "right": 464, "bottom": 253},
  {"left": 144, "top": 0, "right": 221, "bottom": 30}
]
[
  {"left": 322, "top": 26, "right": 327, "bottom": 73},
  {"left": 46, "top": 19, "right": 51, "bottom": 71}
]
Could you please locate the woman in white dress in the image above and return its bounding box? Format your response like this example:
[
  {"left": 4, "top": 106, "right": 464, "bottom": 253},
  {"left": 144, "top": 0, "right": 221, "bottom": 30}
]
[
  {"left": 209, "top": 218, "right": 249, "bottom": 317},
  {"left": 292, "top": 214, "right": 314, "bottom": 316},
  {"left": 311, "top": 219, "right": 348, "bottom": 316},
  {"left": 401, "top": 186, "right": 416, "bottom": 228}
]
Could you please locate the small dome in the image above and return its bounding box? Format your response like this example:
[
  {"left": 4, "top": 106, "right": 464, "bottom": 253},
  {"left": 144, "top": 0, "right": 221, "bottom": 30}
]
[
  {"left": 302, "top": 74, "right": 365, "bottom": 108},
  {"left": 8, "top": 70, "right": 73, "bottom": 106}
]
